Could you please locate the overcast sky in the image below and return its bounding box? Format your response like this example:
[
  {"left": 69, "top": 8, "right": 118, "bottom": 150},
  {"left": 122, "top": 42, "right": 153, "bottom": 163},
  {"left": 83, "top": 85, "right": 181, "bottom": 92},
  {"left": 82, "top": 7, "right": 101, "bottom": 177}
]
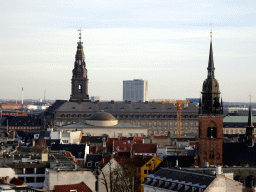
[{"left": 1, "top": 0, "right": 256, "bottom": 102}]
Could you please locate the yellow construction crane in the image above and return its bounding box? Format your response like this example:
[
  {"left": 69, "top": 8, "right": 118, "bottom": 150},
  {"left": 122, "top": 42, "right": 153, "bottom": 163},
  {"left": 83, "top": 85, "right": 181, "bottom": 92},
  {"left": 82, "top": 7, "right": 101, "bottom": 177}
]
[
  {"left": 175, "top": 100, "right": 190, "bottom": 138},
  {"left": 151, "top": 99, "right": 190, "bottom": 137}
]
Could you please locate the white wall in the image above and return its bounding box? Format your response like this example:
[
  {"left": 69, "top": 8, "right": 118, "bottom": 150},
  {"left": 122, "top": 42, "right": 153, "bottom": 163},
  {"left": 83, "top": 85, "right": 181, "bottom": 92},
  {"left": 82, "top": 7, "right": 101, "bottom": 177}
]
[
  {"left": 0, "top": 167, "right": 16, "bottom": 179},
  {"left": 50, "top": 131, "right": 60, "bottom": 140},
  {"left": 70, "top": 131, "right": 82, "bottom": 144},
  {"left": 62, "top": 127, "right": 147, "bottom": 138},
  {"left": 44, "top": 169, "right": 96, "bottom": 191}
]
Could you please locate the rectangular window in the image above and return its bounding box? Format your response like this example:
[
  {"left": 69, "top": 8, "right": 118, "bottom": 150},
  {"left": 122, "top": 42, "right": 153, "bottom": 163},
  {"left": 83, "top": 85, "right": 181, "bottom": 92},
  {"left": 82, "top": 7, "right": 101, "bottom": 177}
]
[{"left": 144, "top": 170, "right": 147, "bottom": 174}]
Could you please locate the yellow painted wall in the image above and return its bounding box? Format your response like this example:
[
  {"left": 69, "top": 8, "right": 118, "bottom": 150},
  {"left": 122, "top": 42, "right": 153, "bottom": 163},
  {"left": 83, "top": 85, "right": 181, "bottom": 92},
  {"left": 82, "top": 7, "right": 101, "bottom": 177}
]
[{"left": 140, "top": 156, "right": 162, "bottom": 192}]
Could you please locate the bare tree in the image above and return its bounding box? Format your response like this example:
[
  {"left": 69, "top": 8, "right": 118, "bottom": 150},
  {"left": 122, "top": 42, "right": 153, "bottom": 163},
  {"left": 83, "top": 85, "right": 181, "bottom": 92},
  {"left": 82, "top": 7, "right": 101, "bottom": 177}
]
[{"left": 99, "top": 158, "right": 140, "bottom": 192}]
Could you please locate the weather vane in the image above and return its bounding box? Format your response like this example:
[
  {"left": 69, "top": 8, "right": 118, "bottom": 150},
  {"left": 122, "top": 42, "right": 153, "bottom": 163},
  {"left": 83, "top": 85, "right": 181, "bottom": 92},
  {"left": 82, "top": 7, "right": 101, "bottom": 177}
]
[{"left": 78, "top": 28, "right": 83, "bottom": 44}]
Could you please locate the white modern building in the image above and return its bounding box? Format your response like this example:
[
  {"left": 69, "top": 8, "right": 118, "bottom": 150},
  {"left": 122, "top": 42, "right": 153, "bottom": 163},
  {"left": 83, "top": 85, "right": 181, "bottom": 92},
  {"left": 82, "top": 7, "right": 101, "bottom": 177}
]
[{"left": 123, "top": 79, "right": 148, "bottom": 102}]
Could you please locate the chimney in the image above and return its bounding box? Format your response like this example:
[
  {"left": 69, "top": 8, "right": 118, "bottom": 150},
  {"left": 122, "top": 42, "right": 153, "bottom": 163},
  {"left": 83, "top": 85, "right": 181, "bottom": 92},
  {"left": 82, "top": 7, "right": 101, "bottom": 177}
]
[
  {"left": 167, "top": 131, "right": 171, "bottom": 138},
  {"left": 6, "top": 176, "right": 9, "bottom": 184},
  {"left": 216, "top": 165, "right": 222, "bottom": 175}
]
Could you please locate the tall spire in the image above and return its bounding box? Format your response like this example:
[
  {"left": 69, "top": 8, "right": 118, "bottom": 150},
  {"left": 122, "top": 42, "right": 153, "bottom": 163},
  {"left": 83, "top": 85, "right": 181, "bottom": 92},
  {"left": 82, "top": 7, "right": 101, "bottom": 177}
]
[
  {"left": 207, "top": 27, "right": 215, "bottom": 78},
  {"left": 248, "top": 94, "right": 254, "bottom": 127},
  {"left": 246, "top": 93, "right": 254, "bottom": 147},
  {"left": 200, "top": 27, "right": 222, "bottom": 116},
  {"left": 70, "top": 29, "right": 90, "bottom": 102}
]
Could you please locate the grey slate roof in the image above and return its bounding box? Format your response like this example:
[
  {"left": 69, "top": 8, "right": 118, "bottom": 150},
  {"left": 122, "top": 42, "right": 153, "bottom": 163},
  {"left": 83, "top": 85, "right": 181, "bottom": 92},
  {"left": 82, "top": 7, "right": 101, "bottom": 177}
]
[
  {"left": 223, "top": 143, "right": 256, "bottom": 166},
  {"left": 143, "top": 168, "right": 215, "bottom": 190},
  {"left": 80, "top": 136, "right": 104, "bottom": 144},
  {"left": 51, "top": 144, "right": 86, "bottom": 158},
  {"left": 46, "top": 101, "right": 198, "bottom": 116},
  {"left": 3, "top": 116, "right": 42, "bottom": 126},
  {"left": 85, "top": 154, "right": 102, "bottom": 170}
]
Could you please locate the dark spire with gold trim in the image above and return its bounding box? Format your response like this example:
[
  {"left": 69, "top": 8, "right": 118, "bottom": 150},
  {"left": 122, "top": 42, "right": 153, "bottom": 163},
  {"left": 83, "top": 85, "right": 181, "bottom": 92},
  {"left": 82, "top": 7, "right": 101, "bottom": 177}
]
[
  {"left": 199, "top": 27, "right": 223, "bottom": 116},
  {"left": 207, "top": 30, "right": 215, "bottom": 78}
]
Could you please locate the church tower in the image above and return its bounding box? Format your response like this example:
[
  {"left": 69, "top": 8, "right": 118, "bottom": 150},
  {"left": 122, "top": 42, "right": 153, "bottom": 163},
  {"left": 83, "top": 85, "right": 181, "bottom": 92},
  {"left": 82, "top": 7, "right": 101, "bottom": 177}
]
[
  {"left": 70, "top": 29, "right": 90, "bottom": 102},
  {"left": 246, "top": 99, "right": 254, "bottom": 147},
  {"left": 197, "top": 31, "right": 224, "bottom": 167}
]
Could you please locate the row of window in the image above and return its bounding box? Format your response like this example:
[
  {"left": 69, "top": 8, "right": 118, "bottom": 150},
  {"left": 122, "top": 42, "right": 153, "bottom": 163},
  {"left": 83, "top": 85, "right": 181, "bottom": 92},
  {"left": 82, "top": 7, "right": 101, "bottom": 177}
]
[
  {"left": 55, "top": 121, "right": 198, "bottom": 127},
  {"left": 59, "top": 114, "right": 198, "bottom": 119},
  {"left": 203, "top": 152, "right": 221, "bottom": 159},
  {"left": 8, "top": 127, "right": 41, "bottom": 130},
  {"left": 149, "top": 127, "right": 198, "bottom": 130},
  {"left": 84, "top": 133, "right": 145, "bottom": 137}
]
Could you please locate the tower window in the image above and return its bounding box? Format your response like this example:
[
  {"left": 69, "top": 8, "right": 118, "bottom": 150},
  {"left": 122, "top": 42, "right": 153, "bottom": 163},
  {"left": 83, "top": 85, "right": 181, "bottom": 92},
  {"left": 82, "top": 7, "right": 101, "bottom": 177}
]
[
  {"left": 207, "top": 127, "right": 217, "bottom": 138},
  {"left": 209, "top": 152, "right": 214, "bottom": 159},
  {"left": 78, "top": 84, "right": 82, "bottom": 93}
]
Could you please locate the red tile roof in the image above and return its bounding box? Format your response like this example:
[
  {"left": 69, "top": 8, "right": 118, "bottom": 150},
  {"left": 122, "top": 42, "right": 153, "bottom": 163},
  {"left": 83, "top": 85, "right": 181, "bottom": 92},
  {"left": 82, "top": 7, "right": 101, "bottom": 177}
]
[
  {"left": 132, "top": 143, "right": 157, "bottom": 154},
  {"left": 133, "top": 136, "right": 143, "bottom": 141},
  {"left": 1, "top": 103, "right": 22, "bottom": 107},
  {"left": 53, "top": 182, "right": 92, "bottom": 192},
  {"left": 99, "top": 156, "right": 130, "bottom": 169},
  {"left": 153, "top": 135, "right": 168, "bottom": 139},
  {"left": 173, "top": 137, "right": 195, "bottom": 141},
  {"left": 63, "top": 152, "right": 77, "bottom": 163},
  {"left": 113, "top": 140, "right": 132, "bottom": 153},
  {"left": 10, "top": 177, "right": 24, "bottom": 186}
]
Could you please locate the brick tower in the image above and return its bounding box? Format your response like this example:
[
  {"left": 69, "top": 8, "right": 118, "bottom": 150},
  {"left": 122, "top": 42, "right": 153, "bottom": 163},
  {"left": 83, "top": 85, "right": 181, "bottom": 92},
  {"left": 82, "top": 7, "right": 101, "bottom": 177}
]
[
  {"left": 197, "top": 32, "right": 223, "bottom": 167},
  {"left": 70, "top": 29, "right": 90, "bottom": 102}
]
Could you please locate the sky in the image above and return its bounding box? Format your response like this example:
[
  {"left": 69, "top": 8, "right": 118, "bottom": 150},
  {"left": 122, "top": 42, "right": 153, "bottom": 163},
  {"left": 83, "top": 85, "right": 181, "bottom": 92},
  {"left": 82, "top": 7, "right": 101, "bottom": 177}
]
[{"left": 0, "top": 0, "right": 256, "bottom": 102}]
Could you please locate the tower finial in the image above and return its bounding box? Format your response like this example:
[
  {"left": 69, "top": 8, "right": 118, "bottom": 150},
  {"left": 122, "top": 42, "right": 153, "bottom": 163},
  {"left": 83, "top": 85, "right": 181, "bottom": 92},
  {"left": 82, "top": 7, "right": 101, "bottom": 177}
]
[
  {"left": 78, "top": 28, "right": 83, "bottom": 45},
  {"left": 210, "top": 23, "right": 212, "bottom": 39},
  {"left": 249, "top": 93, "right": 252, "bottom": 104}
]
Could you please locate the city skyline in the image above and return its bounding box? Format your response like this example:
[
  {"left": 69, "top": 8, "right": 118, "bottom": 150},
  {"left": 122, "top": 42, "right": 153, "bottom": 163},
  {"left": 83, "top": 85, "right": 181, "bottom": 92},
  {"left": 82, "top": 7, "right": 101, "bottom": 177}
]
[{"left": 1, "top": 0, "right": 256, "bottom": 102}]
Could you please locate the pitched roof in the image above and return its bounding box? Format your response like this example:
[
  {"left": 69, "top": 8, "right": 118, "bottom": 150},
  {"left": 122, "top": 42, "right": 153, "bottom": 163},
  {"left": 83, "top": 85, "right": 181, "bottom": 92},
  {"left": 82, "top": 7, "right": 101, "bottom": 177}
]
[
  {"left": 2, "top": 116, "right": 42, "bottom": 126},
  {"left": 85, "top": 154, "right": 103, "bottom": 169},
  {"left": 99, "top": 156, "right": 130, "bottom": 169},
  {"left": 51, "top": 144, "right": 86, "bottom": 158},
  {"left": 53, "top": 182, "right": 92, "bottom": 192},
  {"left": 132, "top": 143, "right": 157, "bottom": 154},
  {"left": 223, "top": 143, "right": 256, "bottom": 166},
  {"left": 133, "top": 136, "right": 143, "bottom": 141},
  {"left": 131, "top": 155, "right": 156, "bottom": 168},
  {"left": 153, "top": 135, "right": 168, "bottom": 139},
  {"left": 223, "top": 116, "right": 256, "bottom": 123},
  {"left": 113, "top": 140, "right": 132, "bottom": 153},
  {"left": 143, "top": 168, "right": 215, "bottom": 188},
  {"left": 56, "top": 102, "right": 198, "bottom": 115},
  {"left": 80, "top": 136, "right": 104, "bottom": 144}
]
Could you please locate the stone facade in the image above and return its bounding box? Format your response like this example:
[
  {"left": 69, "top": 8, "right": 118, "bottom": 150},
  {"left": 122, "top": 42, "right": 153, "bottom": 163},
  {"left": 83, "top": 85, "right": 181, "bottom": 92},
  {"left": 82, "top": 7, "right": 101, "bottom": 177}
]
[{"left": 55, "top": 117, "right": 199, "bottom": 136}]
